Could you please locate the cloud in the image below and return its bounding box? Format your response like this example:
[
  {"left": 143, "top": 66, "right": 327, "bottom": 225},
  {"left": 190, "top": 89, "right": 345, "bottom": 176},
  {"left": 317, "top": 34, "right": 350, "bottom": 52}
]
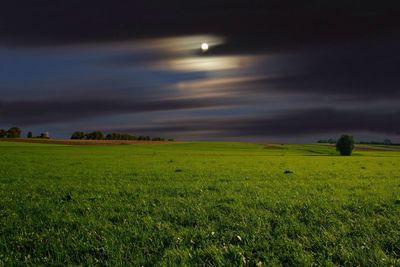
[
  {"left": 115, "top": 108, "right": 400, "bottom": 138},
  {"left": 0, "top": 95, "right": 241, "bottom": 125},
  {"left": 259, "top": 40, "right": 400, "bottom": 99},
  {"left": 153, "top": 55, "right": 262, "bottom": 72},
  {"left": 103, "top": 34, "right": 400, "bottom": 100},
  {"left": 1, "top": 0, "right": 399, "bottom": 49}
]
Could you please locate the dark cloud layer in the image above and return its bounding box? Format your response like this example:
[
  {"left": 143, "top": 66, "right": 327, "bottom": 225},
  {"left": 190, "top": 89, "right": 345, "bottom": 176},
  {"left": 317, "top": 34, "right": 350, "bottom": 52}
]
[
  {"left": 0, "top": 96, "right": 239, "bottom": 125},
  {"left": 2, "top": 0, "right": 400, "bottom": 51},
  {"left": 118, "top": 108, "right": 400, "bottom": 138},
  {"left": 260, "top": 39, "right": 400, "bottom": 99}
]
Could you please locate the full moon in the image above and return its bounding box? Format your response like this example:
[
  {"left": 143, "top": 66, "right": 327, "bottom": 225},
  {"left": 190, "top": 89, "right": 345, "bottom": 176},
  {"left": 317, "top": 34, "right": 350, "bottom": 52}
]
[{"left": 201, "top": 42, "right": 209, "bottom": 52}]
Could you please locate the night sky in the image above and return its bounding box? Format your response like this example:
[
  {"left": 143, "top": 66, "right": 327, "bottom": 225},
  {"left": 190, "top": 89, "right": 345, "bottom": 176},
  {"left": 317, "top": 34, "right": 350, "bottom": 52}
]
[{"left": 1, "top": 0, "right": 400, "bottom": 142}]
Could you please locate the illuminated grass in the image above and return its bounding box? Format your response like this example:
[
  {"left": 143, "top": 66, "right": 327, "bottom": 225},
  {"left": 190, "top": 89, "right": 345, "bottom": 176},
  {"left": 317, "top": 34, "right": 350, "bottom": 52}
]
[{"left": 0, "top": 141, "right": 399, "bottom": 265}]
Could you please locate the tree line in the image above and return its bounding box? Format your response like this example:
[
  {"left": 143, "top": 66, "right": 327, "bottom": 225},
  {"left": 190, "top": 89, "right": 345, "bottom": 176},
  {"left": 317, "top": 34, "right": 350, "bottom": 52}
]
[
  {"left": 0, "top": 127, "right": 22, "bottom": 138},
  {"left": 0, "top": 127, "right": 172, "bottom": 141},
  {"left": 0, "top": 127, "right": 50, "bottom": 139},
  {"left": 71, "top": 131, "right": 173, "bottom": 141}
]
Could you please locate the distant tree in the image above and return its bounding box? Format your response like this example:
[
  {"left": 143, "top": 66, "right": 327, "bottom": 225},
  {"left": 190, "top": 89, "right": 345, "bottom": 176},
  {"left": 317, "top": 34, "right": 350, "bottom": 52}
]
[
  {"left": 85, "top": 132, "right": 92, "bottom": 140},
  {"left": 105, "top": 132, "right": 140, "bottom": 140},
  {"left": 27, "top": 131, "right": 33, "bottom": 138},
  {"left": 121, "top": 133, "right": 129, "bottom": 140},
  {"left": 95, "top": 131, "right": 104, "bottom": 140},
  {"left": 6, "top": 127, "right": 21, "bottom": 138},
  {"left": 71, "top": 131, "right": 85, "bottom": 140},
  {"left": 86, "top": 131, "right": 104, "bottom": 140},
  {"left": 336, "top": 135, "right": 355, "bottom": 156},
  {"left": 0, "top": 129, "right": 6, "bottom": 138}
]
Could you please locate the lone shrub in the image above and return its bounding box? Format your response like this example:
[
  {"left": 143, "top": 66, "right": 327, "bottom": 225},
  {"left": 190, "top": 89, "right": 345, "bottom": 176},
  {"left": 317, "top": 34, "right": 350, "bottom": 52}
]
[{"left": 336, "top": 134, "right": 355, "bottom": 156}]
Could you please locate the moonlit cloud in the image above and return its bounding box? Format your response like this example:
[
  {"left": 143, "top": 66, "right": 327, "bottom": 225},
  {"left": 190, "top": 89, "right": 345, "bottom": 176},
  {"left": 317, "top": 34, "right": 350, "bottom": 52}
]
[
  {"left": 137, "top": 35, "right": 226, "bottom": 52},
  {"left": 175, "top": 76, "right": 268, "bottom": 90},
  {"left": 157, "top": 55, "right": 261, "bottom": 72}
]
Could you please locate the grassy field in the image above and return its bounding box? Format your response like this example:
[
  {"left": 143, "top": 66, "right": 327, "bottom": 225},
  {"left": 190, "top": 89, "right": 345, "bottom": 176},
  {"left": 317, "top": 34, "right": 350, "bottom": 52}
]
[{"left": 0, "top": 141, "right": 399, "bottom": 266}]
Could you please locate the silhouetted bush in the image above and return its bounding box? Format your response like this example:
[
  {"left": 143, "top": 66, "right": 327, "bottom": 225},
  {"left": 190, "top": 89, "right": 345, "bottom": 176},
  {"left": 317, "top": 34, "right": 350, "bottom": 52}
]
[
  {"left": 27, "top": 131, "right": 33, "bottom": 138},
  {"left": 336, "top": 134, "right": 355, "bottom": 156}
]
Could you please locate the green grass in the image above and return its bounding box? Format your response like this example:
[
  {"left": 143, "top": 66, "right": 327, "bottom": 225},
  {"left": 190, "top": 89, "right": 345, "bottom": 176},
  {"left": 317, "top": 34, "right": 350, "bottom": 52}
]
[{"left": 0, "top": 141, "right": 399, "bottom": 266}]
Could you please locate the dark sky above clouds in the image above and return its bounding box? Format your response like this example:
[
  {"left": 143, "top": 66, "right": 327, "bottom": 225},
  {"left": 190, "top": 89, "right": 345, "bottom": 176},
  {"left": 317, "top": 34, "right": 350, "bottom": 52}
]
[{"left": 1, "top": 0, "right": 400, "bottom": 141}]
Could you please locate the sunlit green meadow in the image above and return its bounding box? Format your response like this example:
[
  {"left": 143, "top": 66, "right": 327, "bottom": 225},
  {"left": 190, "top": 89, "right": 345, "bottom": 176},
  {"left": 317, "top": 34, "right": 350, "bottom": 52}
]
[{"left": 0, "top": 141, "right": 399, "bottom": 266}]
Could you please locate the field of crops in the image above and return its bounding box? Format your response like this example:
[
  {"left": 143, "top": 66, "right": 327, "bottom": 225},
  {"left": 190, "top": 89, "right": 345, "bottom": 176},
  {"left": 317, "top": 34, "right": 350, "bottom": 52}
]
[{"left": 0, "top": 141, "right": 399, "bottom": 266}]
